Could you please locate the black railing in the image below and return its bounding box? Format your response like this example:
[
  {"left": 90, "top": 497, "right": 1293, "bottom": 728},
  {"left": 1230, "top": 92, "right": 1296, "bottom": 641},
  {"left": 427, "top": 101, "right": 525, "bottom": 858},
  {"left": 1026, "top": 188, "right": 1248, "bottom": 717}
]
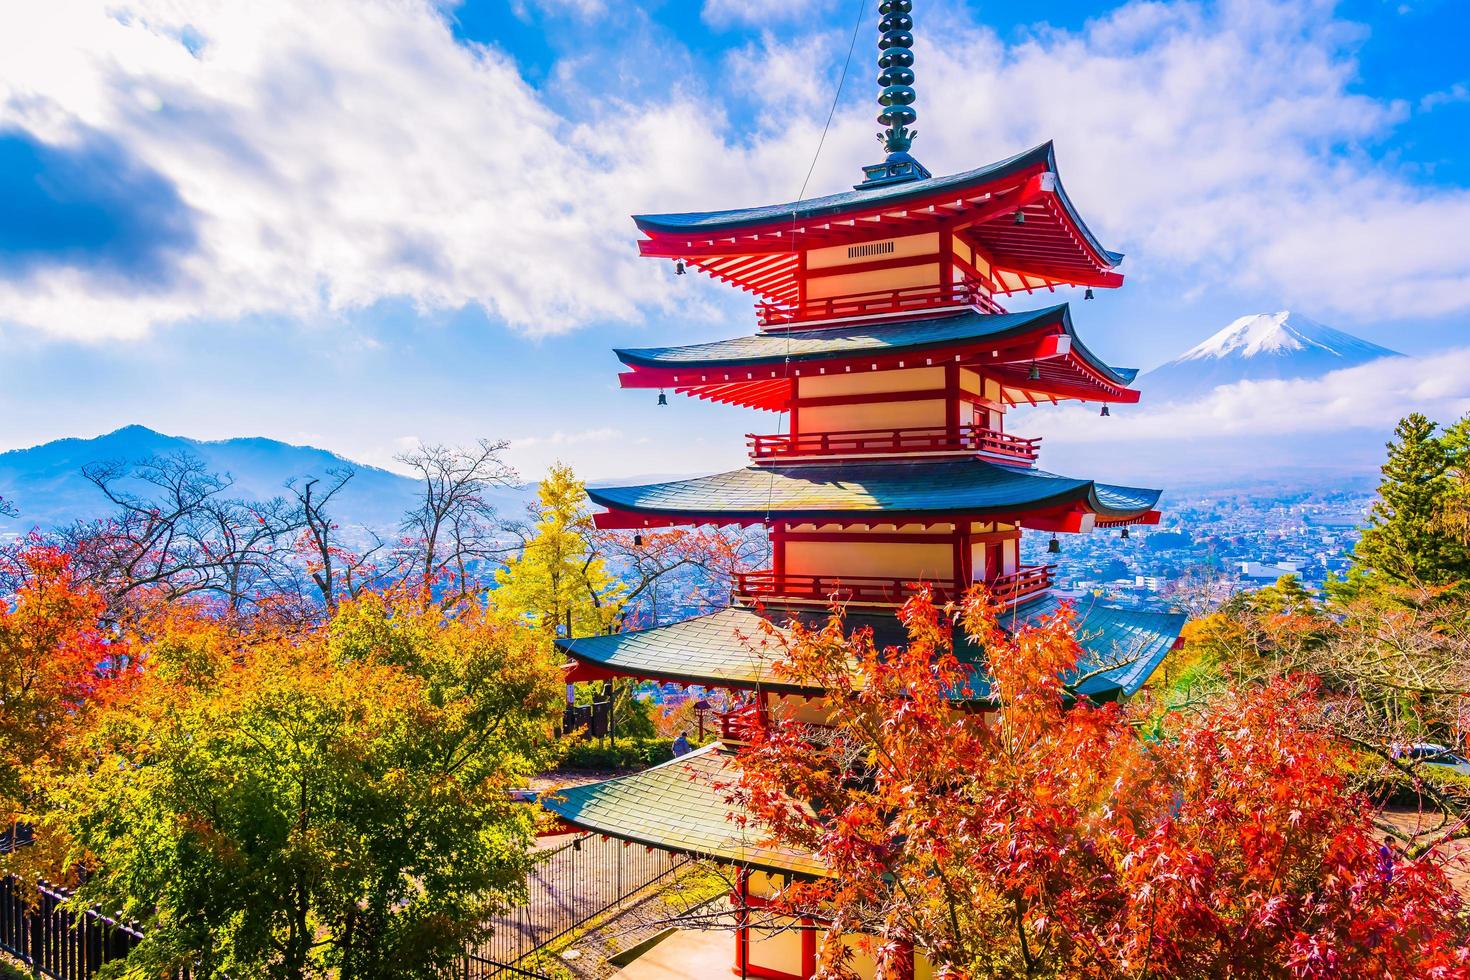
[
  {"left": 0, "top": 878, "right": 147, "bottom": 979},
  {"left": 0, "top": 831, "right": 684, "bottom": 980},
  {"left": 465, "top": 832, "right": 689, "bottom": 977}
]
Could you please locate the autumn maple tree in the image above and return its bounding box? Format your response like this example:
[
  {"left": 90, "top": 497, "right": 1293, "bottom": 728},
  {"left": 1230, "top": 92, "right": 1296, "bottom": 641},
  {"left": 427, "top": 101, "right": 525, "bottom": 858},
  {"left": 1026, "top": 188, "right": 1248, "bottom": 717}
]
[
  {"left": 0, "top": 543, "right": 131, "bottom": 872},
  {"left": 48, "top": 585, "right": 563, "bottom": 980},
  {"left": 733, "top": 589, "right": 1470, "bottom": 979}
]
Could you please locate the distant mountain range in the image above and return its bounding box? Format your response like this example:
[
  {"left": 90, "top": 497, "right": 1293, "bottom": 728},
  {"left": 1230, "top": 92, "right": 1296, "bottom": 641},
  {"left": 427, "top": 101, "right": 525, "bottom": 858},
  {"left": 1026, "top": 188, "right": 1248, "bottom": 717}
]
[
  {"left": 1140, "top": 311, "right": 1402, "bottom": 403},
  {"left": 0, "top": 425, "right": 532, "bottom": 536},
  {"left": 0, "top": 314, "right": 1413, "bottom": 533}
]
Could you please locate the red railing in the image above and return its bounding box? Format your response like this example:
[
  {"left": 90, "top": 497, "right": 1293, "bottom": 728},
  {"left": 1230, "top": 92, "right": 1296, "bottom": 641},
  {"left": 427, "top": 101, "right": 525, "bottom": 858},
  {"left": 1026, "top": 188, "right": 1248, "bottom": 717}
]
[
  {"left": 758, "top": 282, "right": 1004, "bottom": 328},
  {"left": 990, "top": 565, "right": 1055, "bottom": 605},
  {"left": 736, "top": 571, "right": 956, "bottom": 606},
  {"left": 734, "top": 565, "right": 1054, "bottom": 607},
  {"left": 748, "top": 424, "right": 1040, "bottom": 463}
]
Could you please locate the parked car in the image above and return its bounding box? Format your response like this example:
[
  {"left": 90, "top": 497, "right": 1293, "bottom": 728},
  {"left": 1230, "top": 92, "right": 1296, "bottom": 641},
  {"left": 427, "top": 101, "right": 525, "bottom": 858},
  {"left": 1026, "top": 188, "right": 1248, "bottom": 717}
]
[{"left": 1400, "top": 743, "right": 1470, "bottom": 776}]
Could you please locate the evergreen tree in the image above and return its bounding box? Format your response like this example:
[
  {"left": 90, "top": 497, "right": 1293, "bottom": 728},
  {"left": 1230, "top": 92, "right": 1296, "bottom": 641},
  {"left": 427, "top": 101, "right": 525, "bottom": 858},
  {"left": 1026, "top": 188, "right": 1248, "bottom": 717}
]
[
  {"left": 1440, "top": 414, "right": 1470, "bottom": 550},
  {"left": 1352, "top": 413, "right": 1470, "bottom": 588}
]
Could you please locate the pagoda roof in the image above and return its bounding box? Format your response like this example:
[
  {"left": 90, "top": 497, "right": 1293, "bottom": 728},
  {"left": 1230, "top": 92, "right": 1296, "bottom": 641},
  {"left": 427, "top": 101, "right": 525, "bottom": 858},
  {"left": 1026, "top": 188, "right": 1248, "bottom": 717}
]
[
  {"left": 636, "top": 142, "right": 1120, "bottom": 263},
  {"left": 557, "top": 596, "right": 1184, "bottom": 700},
  {"left": 545, "top": 598, "right": 1183, "bottom": 872},
  {"left": 540, "top": 743, "right": 826, "bottom": 877},
  {"left": 633, "top": 143, "right": 1124, "bottom": 303},
  {"left": 588, "top": 458, "right": 1161, "bottom": 527},
  {"left": 614, "top": 305, "right": 1138, "bottom": 408}
]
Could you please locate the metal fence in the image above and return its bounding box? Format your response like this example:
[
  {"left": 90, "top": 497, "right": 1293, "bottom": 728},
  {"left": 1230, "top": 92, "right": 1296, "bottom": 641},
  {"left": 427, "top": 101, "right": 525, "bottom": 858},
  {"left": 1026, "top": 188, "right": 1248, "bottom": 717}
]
[
  {"left": 465, "top": 832, "right": 689, "bottom": 978},
  {"left": 0, "top": 877, "right": 145, "bottom": 979},
  {"left": 0, "top": 832, "right": 686, "bottom": 980}
]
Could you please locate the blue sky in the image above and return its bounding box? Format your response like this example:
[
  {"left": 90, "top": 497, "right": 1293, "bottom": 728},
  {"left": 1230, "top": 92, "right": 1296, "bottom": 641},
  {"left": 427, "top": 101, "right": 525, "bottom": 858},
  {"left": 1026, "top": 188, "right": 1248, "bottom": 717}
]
[{"left": 0, "top": 0, "right": 1467, "bottom": 485}]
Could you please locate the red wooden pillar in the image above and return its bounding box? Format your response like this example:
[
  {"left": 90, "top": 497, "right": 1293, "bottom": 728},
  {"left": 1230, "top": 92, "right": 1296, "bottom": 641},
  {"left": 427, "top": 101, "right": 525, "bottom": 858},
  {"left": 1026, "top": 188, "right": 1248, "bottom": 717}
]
[
  {"left": 771, "top": 521, "right": 787, "bottom": 589},
  {"left": 796, "top": 248, "right": 808, "bottom": 314},
  {"left": 953, "top": 524, "right": 972, "bottom": 594},
  {"left": 943, "top": 362, "right": 960, "bottom": 443},
  {"left": 939, "top": 227, "right": 954, "bottom": 300},
  {"left": 734, "top": 868, "right": 751, "bottom": 977}
]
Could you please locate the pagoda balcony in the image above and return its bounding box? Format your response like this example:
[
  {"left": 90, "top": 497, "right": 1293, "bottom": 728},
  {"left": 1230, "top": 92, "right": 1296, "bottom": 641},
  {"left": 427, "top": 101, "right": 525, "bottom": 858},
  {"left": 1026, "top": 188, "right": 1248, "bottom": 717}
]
[
  {"left": 734, "top": 565, "right": 1054, "bottom": 607},
  {"left": 748, "top": 424, "right": 1041, "bottom": 464},
  {"left": 988, "top": 564, "right": 1056, "bottom": 606},
  {"left": 757, "top": 282, "right": 1004, "bottom": 329}
]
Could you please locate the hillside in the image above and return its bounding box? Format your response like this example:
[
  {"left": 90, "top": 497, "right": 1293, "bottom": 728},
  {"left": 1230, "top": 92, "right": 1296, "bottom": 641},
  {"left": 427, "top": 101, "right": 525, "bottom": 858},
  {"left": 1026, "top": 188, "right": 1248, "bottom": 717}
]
[{"left": 0, "top": 426, "right": 530, "bottom": 535}]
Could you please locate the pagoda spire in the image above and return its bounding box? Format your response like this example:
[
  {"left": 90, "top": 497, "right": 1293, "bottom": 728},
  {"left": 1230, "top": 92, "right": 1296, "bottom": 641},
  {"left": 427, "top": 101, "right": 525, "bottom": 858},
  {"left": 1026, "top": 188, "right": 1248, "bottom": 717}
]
[{"left": 856, "top": 0, "right": 932, "bottom": 190}]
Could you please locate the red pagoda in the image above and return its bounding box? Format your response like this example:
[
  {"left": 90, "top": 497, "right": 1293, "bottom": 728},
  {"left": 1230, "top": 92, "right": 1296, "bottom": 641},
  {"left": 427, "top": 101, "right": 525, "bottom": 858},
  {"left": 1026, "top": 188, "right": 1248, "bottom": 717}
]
[{"left": 543, "top": 4, "right": 1185, "bottom": 976}]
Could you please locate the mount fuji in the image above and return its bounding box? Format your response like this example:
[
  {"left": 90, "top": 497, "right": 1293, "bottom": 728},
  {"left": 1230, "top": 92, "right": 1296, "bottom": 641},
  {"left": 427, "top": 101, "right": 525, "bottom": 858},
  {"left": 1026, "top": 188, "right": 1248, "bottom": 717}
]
[{"left": 1140, "top": 311, "right": 1401, "bottom": 403}]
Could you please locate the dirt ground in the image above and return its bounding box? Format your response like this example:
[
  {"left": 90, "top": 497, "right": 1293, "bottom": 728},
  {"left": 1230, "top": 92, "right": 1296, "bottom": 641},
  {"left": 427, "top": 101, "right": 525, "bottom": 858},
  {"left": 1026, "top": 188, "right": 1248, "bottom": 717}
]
[{"left": 1379, "top": 806, "right": 1470, "bottom": 895}]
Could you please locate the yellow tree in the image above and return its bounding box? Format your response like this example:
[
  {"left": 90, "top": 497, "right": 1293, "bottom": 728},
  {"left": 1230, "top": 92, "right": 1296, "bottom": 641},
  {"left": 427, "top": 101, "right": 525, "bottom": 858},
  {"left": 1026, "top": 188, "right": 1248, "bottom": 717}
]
[{"left": 494, "top": 463, "right": 624, "bottom": 638}]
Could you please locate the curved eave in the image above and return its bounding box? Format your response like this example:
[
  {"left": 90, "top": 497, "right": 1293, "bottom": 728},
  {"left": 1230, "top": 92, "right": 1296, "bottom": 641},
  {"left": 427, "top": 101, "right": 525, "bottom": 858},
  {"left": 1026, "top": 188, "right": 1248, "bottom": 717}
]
[
  {"left": 614, "top": 306, "right": 1067, "bottom": 370},
  {"left": 614, "top": 305, "right": 1140, "bottom": 406},
  {"left": 1007, "top": 593, "right": 1187, "bottom": 697},
  {"left": 558, "top": 609, "right": 825, "bottom": 696},
  {"left": 633, "top": 143, "right": 1122, "bottom": 272},
  {"left": 586, "top": 460, "right": 1162, "bottom": 527},
  {"left": 539, "top": 743, "right": 827, "bottom": 877},
  {"left": 557, "top": 599, "right": 1184, "bottom": 706}
]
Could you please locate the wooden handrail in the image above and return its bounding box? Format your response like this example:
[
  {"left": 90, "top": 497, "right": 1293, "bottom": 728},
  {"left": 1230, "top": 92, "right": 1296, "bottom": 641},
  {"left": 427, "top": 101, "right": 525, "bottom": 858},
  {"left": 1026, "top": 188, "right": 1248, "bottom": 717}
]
[
  {"left": 734, "top": 566, "right": 1054, "bottom": 607},
  {"left": 757, "top": 282, "right": 1005, "bottom": 327},
  {"left": 747, "top": 424, "right": 1040, "bottom": 463}
]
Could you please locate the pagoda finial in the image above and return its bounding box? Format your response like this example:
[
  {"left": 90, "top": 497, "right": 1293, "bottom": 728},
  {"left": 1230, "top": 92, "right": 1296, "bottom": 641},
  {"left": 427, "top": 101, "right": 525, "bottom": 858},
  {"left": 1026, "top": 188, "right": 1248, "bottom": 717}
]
[
  {"left": 856, "top": 0, "right": 931, "bottom": 190},
  {"left": 877, "top": 0, "right": 916, "bottom": 153}
]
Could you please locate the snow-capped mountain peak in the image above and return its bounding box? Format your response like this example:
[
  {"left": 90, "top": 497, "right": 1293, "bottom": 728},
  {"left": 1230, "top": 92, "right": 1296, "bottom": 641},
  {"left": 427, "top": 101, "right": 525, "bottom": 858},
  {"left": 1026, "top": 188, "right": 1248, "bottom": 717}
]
[
  {"left": 1175, "top": 311, "right": 1396, "bottom": 362},
  {"left": 1140, "top": 311, "right": 1402, "bottom": 403}
]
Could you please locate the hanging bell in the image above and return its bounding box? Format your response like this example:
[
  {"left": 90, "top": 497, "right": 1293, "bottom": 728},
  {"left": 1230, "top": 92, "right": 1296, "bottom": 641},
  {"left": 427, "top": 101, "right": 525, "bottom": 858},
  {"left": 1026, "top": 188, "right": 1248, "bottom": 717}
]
[
  {"left": 1047, "top": 536, "right": 1062, "bottom": 555},
  {"left": 674, "top": 259, "right": 686, "bottom": 275},
  {"left": 633, "top": 533, "right": 644, "bottom": 547},
  {"left": 1084, "top": 288, "right": 1095, "bottom": 300},
  {"left": 657, "top": 390, "right": 668, "bottom": 406},
  {"left": 1013, "top": 210, "right": 1026, "bottom": 225},
  {"left": 1100, "top": 405, "right": 1110, "bottom": 417},
  {"left": 1027, "top": 362, "right": 1041, "bottom": 381},
  {"left": 1120, "top": 527, "right": 1130, "bottom": 540}
]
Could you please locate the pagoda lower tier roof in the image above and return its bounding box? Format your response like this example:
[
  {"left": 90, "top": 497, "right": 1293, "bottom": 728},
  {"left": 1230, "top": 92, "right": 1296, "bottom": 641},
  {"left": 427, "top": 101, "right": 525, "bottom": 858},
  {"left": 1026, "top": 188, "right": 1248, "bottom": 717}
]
[
  {"left": 588, "top": 458, "right": 1161, "bottom": 526},
  {"left": 557, "top": 596, "right": 1185, "bottom": 701},
  {"left": 540, "top": 743, "right": 826, "bottom": 877},
  {"left": 615, "top": 305, "right": 1139, "bottom": 403}
]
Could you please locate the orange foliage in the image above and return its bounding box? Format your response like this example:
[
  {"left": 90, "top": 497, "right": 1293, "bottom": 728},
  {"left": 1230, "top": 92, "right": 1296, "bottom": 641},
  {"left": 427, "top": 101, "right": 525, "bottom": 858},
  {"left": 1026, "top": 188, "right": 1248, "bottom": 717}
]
[{"left": 733, "top": 588, "right": 1470, "bottom": 979}]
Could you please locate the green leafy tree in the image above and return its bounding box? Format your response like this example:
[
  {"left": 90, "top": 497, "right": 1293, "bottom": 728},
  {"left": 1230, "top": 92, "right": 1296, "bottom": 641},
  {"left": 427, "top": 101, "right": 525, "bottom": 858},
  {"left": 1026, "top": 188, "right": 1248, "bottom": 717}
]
[
  {"left": 1352, "top": 413, "right": 1470, "bottom": 589},
  {"left": 53, "top": 590, "right": 562, "bottom": 980}
]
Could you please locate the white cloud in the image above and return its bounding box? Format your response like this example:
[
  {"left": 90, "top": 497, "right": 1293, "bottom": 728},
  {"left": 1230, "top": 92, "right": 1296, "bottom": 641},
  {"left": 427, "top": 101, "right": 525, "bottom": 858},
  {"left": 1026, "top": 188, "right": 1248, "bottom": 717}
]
[
  {"left": 908, "top": 0, "right": 1470, "bottom": 324},
  {"left": 510, "top": 427, "right": 622, "bottom": 449},
  {"left": 0, "top": 0, "right": 789, "bottom": 341},
  {"left": 1026, "top": 348, "right": 1470, "bottom": 443},
  {"left": 1420, "top": 82, "right": 1469, "bottom": 112},
  {"left": 2, "top": 0, "right": 1469, "bottom": 343},
  {"left": 702, "top": 0, "right": 838, "bottom": 29},
  {"left": 512, "top": 0, "right": 606, "bottom": 17}
]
